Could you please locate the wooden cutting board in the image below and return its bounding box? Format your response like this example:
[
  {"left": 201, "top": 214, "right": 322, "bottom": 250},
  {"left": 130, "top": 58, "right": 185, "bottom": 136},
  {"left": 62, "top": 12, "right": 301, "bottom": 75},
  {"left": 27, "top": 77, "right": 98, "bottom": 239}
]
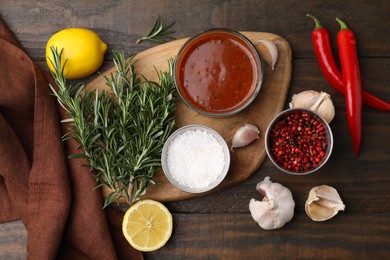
[{"left": 86, "top": 31, "right": 292, "bottom": 203}]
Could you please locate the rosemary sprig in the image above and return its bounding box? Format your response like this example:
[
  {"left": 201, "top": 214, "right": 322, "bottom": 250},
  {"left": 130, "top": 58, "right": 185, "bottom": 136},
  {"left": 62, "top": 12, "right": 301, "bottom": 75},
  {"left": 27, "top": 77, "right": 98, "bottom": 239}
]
[
  {"left": 49, "top": 47, "right": 176, "bottom": 208},
  {"left": 136, "top": 15, "right": 176, "bottom": 44}
]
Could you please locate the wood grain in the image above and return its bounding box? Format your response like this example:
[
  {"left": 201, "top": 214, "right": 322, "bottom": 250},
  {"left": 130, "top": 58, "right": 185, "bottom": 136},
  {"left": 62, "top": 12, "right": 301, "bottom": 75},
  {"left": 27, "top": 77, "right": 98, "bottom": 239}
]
[
  {"left": 5, "top": 212, "right": 390, "bottom": 259},
  {"left": 1, "top": 0, "right": 389, "bottom": 62},
  {"left": 143, "top": 213, "right": 390, "bottom": 259},
  {"left": 0, "top": 221, "right": 27, "bottom": 258},
  {"left": 86, "top": 32, "right": 292, "bottom": 203}
]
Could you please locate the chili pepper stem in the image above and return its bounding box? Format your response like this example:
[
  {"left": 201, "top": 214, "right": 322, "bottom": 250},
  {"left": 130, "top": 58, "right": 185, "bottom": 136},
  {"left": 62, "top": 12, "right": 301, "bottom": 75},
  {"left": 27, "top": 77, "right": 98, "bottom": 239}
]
[
  {"left": 336, "top": 18, "right": 349, "bottom": 30},
  {"left": 307, "top": 14, "right": 323, "bottom": 30}
]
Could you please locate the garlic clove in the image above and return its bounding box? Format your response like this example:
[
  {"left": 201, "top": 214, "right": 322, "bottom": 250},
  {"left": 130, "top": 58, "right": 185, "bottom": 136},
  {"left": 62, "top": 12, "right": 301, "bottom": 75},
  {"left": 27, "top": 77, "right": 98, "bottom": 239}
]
[
  {"left": 289, "top": 90, "right": 320, "bottom": 109},
  {"left": 249, "top": 176, "right": 295, "bottom": 230},
  {"left": 315, "top": 93, "right": 335, "bottom": 123},
  {"left": 231, "top": 123, "right": 260, "bottom": 151},
  {"left": 305, "top": 185, "right": 345, "bottom": 221},
  {"left": 249, "top": 198, "right": 280, "bottom": 230},
  {"left": 289, "top": 90, "right": 335, "bottom": 123},
  {"left": 254, "top": 40, "right": 278, "bottom": 70},
  {"left": 306, "top": 202, "right": 336, "bottom": 221},
  {"left": 314, "top": 184, "right": 344, "bottom": 203}
]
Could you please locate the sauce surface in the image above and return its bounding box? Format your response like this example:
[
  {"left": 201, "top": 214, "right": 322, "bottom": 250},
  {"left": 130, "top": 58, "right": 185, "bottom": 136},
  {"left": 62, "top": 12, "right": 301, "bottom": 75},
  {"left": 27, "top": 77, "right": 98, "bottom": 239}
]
[{"left": 176, "top": 31, "right": 260, "bottom": 114}]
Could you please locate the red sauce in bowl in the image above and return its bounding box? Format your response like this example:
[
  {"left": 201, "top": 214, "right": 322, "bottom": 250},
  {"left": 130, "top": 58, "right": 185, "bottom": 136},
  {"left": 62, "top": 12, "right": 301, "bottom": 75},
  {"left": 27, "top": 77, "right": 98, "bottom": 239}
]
[{"left": 175, "top": 30, "right": 262, "bottom": 116}]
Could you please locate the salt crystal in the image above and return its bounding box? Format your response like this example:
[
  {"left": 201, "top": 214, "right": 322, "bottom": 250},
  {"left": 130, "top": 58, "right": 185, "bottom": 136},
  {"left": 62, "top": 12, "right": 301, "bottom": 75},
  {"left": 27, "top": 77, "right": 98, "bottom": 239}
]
[{"left": 166, "top": 129, "right": 226, "bottom": 189}]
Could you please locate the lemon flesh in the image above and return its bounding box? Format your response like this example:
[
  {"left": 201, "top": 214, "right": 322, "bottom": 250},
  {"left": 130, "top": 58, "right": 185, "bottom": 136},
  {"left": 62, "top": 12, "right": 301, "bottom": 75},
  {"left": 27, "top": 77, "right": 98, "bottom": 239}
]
[
  {"left": 122, "top": 200, "right": 173, "bottom": 252},
  {"left": 46, "top": 28, "right": 107, "bottom": 79}
]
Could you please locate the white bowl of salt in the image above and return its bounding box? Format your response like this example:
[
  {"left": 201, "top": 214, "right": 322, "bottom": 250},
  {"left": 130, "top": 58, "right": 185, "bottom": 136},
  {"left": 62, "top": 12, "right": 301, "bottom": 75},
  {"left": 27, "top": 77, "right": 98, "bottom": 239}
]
[{"left": 161, "top": 125, "right": 230, "bottom": 193}]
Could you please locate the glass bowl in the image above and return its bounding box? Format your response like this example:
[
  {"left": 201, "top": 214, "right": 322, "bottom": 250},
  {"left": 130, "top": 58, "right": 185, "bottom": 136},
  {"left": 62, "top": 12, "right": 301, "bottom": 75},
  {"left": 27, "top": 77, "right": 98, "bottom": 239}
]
[
  {"left": 265, "top": 108, "right": 334, "bottom": 175},
  {"left": 174, "top": 29, "right": 263, "bottom": 117},
  {"left": 161, "top": 125, "right": 230, "bottom": 193}
]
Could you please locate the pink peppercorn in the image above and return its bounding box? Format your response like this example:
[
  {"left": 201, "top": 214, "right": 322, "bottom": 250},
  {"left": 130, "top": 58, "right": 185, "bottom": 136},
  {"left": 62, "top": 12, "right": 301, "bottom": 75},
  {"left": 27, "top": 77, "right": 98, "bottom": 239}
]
[{"left": 268, "top": 111, "right": 329, "bottom": 173}]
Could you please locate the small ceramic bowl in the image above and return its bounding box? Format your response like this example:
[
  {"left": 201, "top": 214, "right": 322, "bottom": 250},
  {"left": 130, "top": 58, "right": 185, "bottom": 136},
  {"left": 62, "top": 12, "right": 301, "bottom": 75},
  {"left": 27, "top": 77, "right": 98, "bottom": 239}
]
[
  {"left": 174, "top": 29, "right": 263, "bottom": 117},
  {"left": 265, "top": 108, "right": 333, "bottom": 175},
  {"left": 161, "top": 125, "right": 230, "bottom": 193}
]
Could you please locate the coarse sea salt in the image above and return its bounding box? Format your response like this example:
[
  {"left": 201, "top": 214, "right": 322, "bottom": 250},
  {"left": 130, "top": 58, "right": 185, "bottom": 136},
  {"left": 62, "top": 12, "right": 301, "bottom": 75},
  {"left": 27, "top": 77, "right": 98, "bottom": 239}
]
[{"left": 166, "top": 129, "right": 226, "bottom": 189}]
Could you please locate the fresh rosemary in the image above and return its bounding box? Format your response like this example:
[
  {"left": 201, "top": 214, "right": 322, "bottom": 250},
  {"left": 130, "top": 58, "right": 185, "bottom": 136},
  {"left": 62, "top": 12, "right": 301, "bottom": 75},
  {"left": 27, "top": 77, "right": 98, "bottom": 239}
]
[
  {"left": 49, "top": 47, "right": 176, "bottom": 207},
  {"left": 136, "top": 15, "right": 176, "bottom": 44}
]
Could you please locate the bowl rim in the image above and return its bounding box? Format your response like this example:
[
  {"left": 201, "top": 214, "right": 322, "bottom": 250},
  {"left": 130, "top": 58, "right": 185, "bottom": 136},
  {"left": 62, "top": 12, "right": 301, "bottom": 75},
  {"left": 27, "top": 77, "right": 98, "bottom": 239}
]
[
  {"left": 161, "top": 124, "right": 231, "bottom": 193},
  {"left": 174, "top": 28, "right": 263, "bottom": 117},
  {"left": 265, "top": 108, "right": 334, "bottom": 175}
]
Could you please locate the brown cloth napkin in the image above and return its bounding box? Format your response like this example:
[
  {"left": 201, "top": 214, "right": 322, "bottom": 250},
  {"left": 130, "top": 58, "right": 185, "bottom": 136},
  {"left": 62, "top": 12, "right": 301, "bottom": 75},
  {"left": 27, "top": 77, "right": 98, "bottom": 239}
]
[{"left": 0, "top": 18, "right": 143, "bottom": 260}]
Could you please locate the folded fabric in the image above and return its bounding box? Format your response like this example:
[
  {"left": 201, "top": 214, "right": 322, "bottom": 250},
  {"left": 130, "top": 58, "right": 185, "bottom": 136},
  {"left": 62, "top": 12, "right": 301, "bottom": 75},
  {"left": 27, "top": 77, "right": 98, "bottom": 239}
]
[{"left": 0, "top": 18, "right": 142, "bottom": 259}]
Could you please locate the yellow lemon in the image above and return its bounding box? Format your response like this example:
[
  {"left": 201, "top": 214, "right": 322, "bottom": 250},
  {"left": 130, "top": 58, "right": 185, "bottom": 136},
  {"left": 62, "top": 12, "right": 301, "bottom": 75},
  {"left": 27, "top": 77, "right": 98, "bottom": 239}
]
[
  {"left": 122, "top": 199, "right": 173, "bottom": 252},
  {"left": 46, "top": 28, "right": 107, "bottom": 79}
]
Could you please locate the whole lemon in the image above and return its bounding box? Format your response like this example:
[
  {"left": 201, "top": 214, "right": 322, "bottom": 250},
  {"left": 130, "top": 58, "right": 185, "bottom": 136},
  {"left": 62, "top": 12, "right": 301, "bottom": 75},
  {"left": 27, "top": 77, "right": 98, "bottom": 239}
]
[{"left": 46, "top": 28, "right": 108, "bottom": 79}]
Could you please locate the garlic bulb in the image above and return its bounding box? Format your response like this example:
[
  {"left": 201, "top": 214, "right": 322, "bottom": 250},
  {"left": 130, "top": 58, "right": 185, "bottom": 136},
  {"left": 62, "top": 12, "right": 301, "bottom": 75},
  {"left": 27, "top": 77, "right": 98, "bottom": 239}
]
[
  {"left": 231, "top": 123, "right": 260, "bottom": 151},
  {"left": 289, "top": 90, "right": 335, "bottom": 123},
  {"left": 305, "top": 185, "right": 345, "bottom": 221},
  {"left": 249, "top": 176, "right": 295, "bottom": 230},
  {"left": 254, "top": 40, "right": 278, "bottom": 70}
]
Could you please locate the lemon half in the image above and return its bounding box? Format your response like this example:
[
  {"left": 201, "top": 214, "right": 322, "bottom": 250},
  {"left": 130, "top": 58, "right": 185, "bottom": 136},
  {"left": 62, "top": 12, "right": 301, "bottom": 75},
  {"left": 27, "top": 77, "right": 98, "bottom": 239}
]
[
  {"left": 122, "top": 200, "right": 173, "bottom": 252},
  {"left": 46, "top": 28, "right": 107, "bottom": 79}
]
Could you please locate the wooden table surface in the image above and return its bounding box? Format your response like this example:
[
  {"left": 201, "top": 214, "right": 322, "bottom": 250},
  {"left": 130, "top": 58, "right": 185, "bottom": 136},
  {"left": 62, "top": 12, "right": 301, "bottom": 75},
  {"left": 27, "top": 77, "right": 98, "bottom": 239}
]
[{"left": 1, "top": 1, "right": 389, "bottom": 259}]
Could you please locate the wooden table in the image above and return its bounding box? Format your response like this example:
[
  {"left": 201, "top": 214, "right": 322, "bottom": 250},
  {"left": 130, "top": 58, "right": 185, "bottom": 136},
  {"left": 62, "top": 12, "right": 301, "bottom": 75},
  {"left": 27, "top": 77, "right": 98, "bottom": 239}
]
[{"left": 1, "top": 1, "right": 389, "bottom": 259}]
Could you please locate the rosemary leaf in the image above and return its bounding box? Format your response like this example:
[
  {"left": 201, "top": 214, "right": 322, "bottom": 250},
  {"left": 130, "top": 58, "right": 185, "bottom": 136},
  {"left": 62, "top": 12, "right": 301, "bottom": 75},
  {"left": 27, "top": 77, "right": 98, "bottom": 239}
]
[{"left": 136, "top": 15, "right": 176, "bottom": 44}]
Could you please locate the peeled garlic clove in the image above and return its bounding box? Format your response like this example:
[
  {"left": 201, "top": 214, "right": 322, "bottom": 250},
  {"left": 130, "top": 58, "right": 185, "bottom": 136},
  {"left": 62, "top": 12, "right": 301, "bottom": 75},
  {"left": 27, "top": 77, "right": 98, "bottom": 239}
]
[
  {"left": 249, "top": 176, "right": 295, "bottom": 230},
  {"left": 305, "top": 185, "right": 345, "bottom": 221},
  {"left": 254, "top": 40, "right": 278, "bottom": 70},
  {"left": 289, "top": 90, "right": 335, "bottom": 123},
  {"left": 231, "top": 123, "right": 260, "bottom": 151}
]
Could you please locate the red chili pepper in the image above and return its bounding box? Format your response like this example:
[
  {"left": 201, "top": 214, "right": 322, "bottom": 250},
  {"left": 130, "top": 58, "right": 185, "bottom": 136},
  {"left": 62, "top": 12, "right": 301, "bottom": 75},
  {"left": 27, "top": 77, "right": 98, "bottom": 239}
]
[
  {"left": 307, "top": 14, "right": 390, "bottom": 112},
  {"left": 336, "top": 17, "right": 362, "bottom": 155}
]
